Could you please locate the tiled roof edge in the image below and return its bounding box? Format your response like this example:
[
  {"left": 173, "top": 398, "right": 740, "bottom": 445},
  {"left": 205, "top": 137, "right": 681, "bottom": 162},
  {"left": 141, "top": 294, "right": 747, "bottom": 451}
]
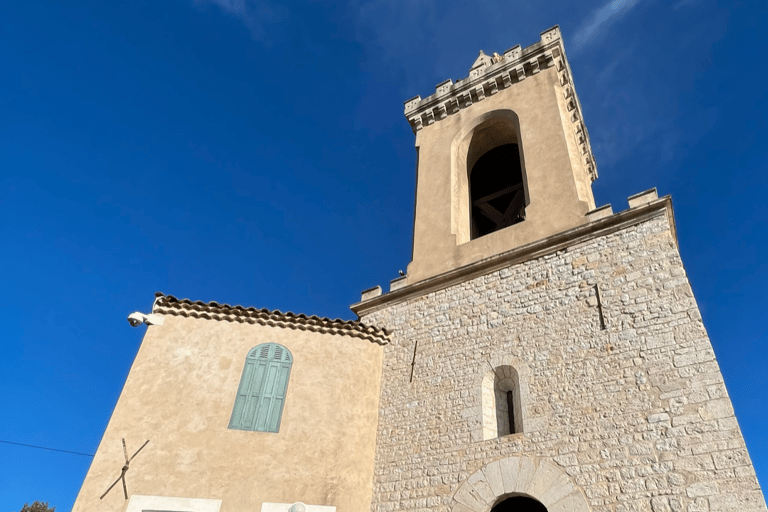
[{"left": 152, "top": 292, "right": 390, "bottom": 345}]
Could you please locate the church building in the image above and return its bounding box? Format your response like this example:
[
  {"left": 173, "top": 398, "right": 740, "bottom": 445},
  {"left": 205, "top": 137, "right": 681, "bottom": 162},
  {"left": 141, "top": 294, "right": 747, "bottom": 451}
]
[{"left": 72, "top": 26, "right": 767, "bottom": 512}]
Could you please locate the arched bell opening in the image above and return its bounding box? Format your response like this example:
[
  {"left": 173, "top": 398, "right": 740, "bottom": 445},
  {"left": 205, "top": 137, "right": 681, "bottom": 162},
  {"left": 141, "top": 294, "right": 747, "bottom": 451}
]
[
  {"left": 491, "top": 496, "right": 548, "bottom": 512},
  {"left": 466, "top": 116, "right": 528, "bottom": 240}
]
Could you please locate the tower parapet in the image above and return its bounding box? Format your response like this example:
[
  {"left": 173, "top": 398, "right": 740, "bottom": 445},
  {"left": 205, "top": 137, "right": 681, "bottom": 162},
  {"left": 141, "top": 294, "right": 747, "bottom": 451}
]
[{"left": 404, "top": 26, "right": 596, "bottom": 181}]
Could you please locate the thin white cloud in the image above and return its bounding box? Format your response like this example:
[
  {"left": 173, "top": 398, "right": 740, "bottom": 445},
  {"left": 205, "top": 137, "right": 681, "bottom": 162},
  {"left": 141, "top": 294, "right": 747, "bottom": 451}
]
[
  {"left": 191, "top": 0, "right": 286, "bottom": 41},
  {"left": 595, "top": 45, "right": 633, "bottom": 83},
  {"left": 571, "top": 0, "right": 644, "bottom": 53}
]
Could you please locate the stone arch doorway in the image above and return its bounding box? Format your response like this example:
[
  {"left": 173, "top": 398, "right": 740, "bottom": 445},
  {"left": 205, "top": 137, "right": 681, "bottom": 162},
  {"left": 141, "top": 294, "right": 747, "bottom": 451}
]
[
  {"left": 491, "top": 496, "right": 547, "bottom": 512},
  {"left": 450, "top": 456, "right": 590, "bottom": 512}
]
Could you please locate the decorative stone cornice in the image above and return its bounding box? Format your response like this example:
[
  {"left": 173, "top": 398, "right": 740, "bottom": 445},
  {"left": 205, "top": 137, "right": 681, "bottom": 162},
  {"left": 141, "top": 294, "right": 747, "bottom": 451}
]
[
  {"left": 403, "top": 25, "right": 597, "bottom": 182},
  {"left": 352, "top": 194, "right": 676, "bottom": 318}
]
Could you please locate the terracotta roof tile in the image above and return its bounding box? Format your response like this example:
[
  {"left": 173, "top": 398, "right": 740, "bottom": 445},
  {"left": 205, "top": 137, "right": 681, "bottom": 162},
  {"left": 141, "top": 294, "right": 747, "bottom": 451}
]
[{"left": 151, "top": 292, "right": 390, "bottom": 345}]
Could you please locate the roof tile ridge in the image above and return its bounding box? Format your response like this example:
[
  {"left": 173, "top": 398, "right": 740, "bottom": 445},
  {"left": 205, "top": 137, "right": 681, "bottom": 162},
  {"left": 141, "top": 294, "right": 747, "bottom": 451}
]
[{"left": 152, "top": 292, "right": 390, "bottom": 343}]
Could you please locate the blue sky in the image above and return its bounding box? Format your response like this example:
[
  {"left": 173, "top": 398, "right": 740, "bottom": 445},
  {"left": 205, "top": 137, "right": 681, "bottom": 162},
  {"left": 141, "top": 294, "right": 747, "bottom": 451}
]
[{"left": 1, "top": 0, "right": 766, "bottom": 510}]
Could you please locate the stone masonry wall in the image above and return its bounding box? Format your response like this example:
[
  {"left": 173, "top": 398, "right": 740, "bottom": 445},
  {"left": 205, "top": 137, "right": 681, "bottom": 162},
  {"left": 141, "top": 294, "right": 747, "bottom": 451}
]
[{"left": 361, "top": 211, "right": 766, "bottom": 512}]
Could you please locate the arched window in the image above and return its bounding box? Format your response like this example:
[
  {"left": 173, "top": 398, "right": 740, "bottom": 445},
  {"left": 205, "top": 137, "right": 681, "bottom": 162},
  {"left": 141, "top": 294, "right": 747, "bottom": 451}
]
[
  {"left": 481, "top": 365, "right": 523, "bottom": 439},
  {"left": 465, "top": 116, "right": 527, "bottom": 240},
  {"left": 229, "top": 343, "right": 292, "bottom": 433}
]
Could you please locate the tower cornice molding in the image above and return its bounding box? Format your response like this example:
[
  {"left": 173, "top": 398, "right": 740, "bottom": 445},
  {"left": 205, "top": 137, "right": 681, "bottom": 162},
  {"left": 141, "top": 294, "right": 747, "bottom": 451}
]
[
  {"left": 403, "top": 25, "right": 597, "bottom": 181},
  {"left": 351, "top": 195, "right": 676, "bottom": 318}
]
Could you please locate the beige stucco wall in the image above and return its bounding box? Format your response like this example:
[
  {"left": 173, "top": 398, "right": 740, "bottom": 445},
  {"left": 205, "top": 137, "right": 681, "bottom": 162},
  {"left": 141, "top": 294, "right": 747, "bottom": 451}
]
[
  {"left": 73, "top": 315, "right": 383, "bottom": 512},
  {"left": 408, "top": 65, "right": 596, "bottom": 284}
]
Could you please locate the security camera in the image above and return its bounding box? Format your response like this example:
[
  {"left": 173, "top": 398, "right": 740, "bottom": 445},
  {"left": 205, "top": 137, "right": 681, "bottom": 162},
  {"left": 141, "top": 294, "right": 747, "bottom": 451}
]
[
  {"left": 127, "top": 311, "right": 164, "bottom": 327},
  {"left": 127, "top": 312, "right": 146, "bottom": 327}
]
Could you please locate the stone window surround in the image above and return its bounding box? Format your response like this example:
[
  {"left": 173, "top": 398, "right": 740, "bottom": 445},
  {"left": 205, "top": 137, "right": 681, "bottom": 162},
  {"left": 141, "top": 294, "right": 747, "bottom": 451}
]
[
  {"left": 451, "top": 109, "right": 529, "bottom": 246},
  {"left": 471, "top": 356, "right": 532, "bottom": 443},
  {"left": 481, "top": 363, "right": 525, "bottom": 440}
]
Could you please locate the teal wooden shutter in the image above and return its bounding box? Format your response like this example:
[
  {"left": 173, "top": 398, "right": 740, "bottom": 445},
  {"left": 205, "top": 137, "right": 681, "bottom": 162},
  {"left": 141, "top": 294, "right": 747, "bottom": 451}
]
[{"left": 229, "top": 343, "right": 292, "bottom": 433}]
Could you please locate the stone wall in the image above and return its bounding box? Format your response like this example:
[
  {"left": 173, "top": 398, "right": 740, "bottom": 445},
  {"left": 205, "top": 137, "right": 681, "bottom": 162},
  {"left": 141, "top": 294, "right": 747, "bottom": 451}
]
[{"left": 361, "top": 211, "right": 766, "bottom": 512}]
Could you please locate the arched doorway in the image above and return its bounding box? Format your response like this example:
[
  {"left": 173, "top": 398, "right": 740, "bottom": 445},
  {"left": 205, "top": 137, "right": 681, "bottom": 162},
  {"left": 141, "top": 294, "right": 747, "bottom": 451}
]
[
  {"left": 449, "top": 456, "right": 591, "bottom": 512},
  {"left": 491, "top": 496, "right": 547, "bottom": 512}
]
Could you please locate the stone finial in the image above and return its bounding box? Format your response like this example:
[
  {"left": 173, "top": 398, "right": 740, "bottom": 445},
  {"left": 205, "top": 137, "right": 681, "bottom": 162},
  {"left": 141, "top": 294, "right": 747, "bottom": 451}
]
[
  {"left": 470, "top": 50, "right": 493, "bottom": 72},
  {"left": 504, "top": 45, "right": 521, "bottom": 61},
  {"left": 404, "top": 96, "right": 421, "bottom": 113},
  {"left": 436, "top": 79, "right": 453, "bottom": 96},
  {"left": 540, "top": 25, "right": 561, "bottom": 43}
]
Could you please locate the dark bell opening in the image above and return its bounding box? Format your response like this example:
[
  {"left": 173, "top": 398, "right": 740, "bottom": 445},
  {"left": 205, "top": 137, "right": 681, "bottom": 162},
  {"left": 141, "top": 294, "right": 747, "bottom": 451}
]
[
  {"left": 469, "top": 143, "right": 525, "bottom": 239},
  {"left": 491, "top": 496, "right": 548, "bottom": 512}
]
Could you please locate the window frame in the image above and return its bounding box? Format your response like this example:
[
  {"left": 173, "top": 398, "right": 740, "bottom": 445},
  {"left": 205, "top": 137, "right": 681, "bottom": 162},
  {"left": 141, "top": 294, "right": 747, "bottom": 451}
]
[{"left": 228, "top": 343, "right": 293, "bottom": 433}]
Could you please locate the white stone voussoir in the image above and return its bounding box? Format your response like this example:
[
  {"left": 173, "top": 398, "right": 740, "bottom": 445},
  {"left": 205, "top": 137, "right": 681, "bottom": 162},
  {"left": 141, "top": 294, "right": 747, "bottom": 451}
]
[{"left": 450, "top": 456, "right": 590, "bottom": 512}]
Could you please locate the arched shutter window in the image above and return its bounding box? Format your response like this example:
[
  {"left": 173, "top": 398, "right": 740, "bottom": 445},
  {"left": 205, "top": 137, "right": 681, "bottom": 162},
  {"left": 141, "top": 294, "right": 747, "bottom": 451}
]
[{"left": 229, "top": 343, "right": 292, "bottom": 433}]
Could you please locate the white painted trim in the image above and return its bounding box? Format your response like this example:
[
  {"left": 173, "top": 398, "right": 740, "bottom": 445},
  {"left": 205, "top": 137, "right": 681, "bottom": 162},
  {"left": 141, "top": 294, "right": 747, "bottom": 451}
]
[
  {"left": 261, "top": 503, "right": 336, "bottom": 512},
  {"left": 125, "top": 494, "right": 222, "bottom": 512}
]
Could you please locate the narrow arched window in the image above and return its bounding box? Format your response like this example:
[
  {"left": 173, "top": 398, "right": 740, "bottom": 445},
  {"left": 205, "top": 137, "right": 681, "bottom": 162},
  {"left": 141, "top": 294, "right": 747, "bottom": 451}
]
[
  {"left": 495, "top": 378, "right": 518, "bottom": 436},
  {"left": 481, "top": 364, "right": 523, "bottom": 439},
  {"left": 229, "top": 343, "right": 292, "bottom": 433}
]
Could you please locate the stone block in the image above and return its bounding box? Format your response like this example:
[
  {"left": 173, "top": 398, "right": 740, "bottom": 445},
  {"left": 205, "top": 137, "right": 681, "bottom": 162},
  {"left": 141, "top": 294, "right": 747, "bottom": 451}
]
[
  {"left": 708, "top": 493, "right": 738, "bottom": 511},
  {"left": 450, "top": 502, "right": 476, "bottom": 512},
  {"left": 482, "top": 460, "right": 505, "bottom": 498},
  {"left": 648, "top": 413, "right": 671, "bottom": 423},
  {"left": 390, "top": 276, "right": 408, "bottom": 292},
  {"left": 712, "top": 449, "right": 748, "bottom": 470},
  {"left": 515, "top": 458, "right": 537, "bottom": 492},
  {"left": 527, "top": 461, "right": 561, "bottom": 498},
  {"left": 467, "top": 470, "right": 495, "bottom": 504},
  {"left": 535, "top": 462, "right": 576, "bottom": 508},
  {"left": 499, "top": 457, "right": 521, "bottom": 494},
  {"left": 586, "top": 204, "right": 613, "bottom": 222},
  {"left": 526, "top": 416, "right": 548, "bottom": 432},
  {"left": 698, "top": 399, "right": 734, "bottom": 421},
  {"left": 650, "top": 497, "right": 671, "bottom": 512},
  {"left": 687, "top": 482, "right": 718, "bottom": 497},
  {"left": 453, "top": 483, "right": 486, "bottom": 511},
  {"left": 361, "top": 286, "right": 382, "bottom": 301},
  {"left": 628, "top": 188, "right": 659, "bottom": 208},
  {"left": 547, "top": 490, "right": 590, "bottom": 512}
]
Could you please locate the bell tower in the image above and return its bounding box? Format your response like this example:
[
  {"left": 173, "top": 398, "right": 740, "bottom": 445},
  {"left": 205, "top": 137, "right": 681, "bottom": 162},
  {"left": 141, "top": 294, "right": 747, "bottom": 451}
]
[
  {"left": 404, "top": 26, "right": 597, "bottom": 284},
  {"left": 354, "top": 24, "right": 766, "bottom": 512}
]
